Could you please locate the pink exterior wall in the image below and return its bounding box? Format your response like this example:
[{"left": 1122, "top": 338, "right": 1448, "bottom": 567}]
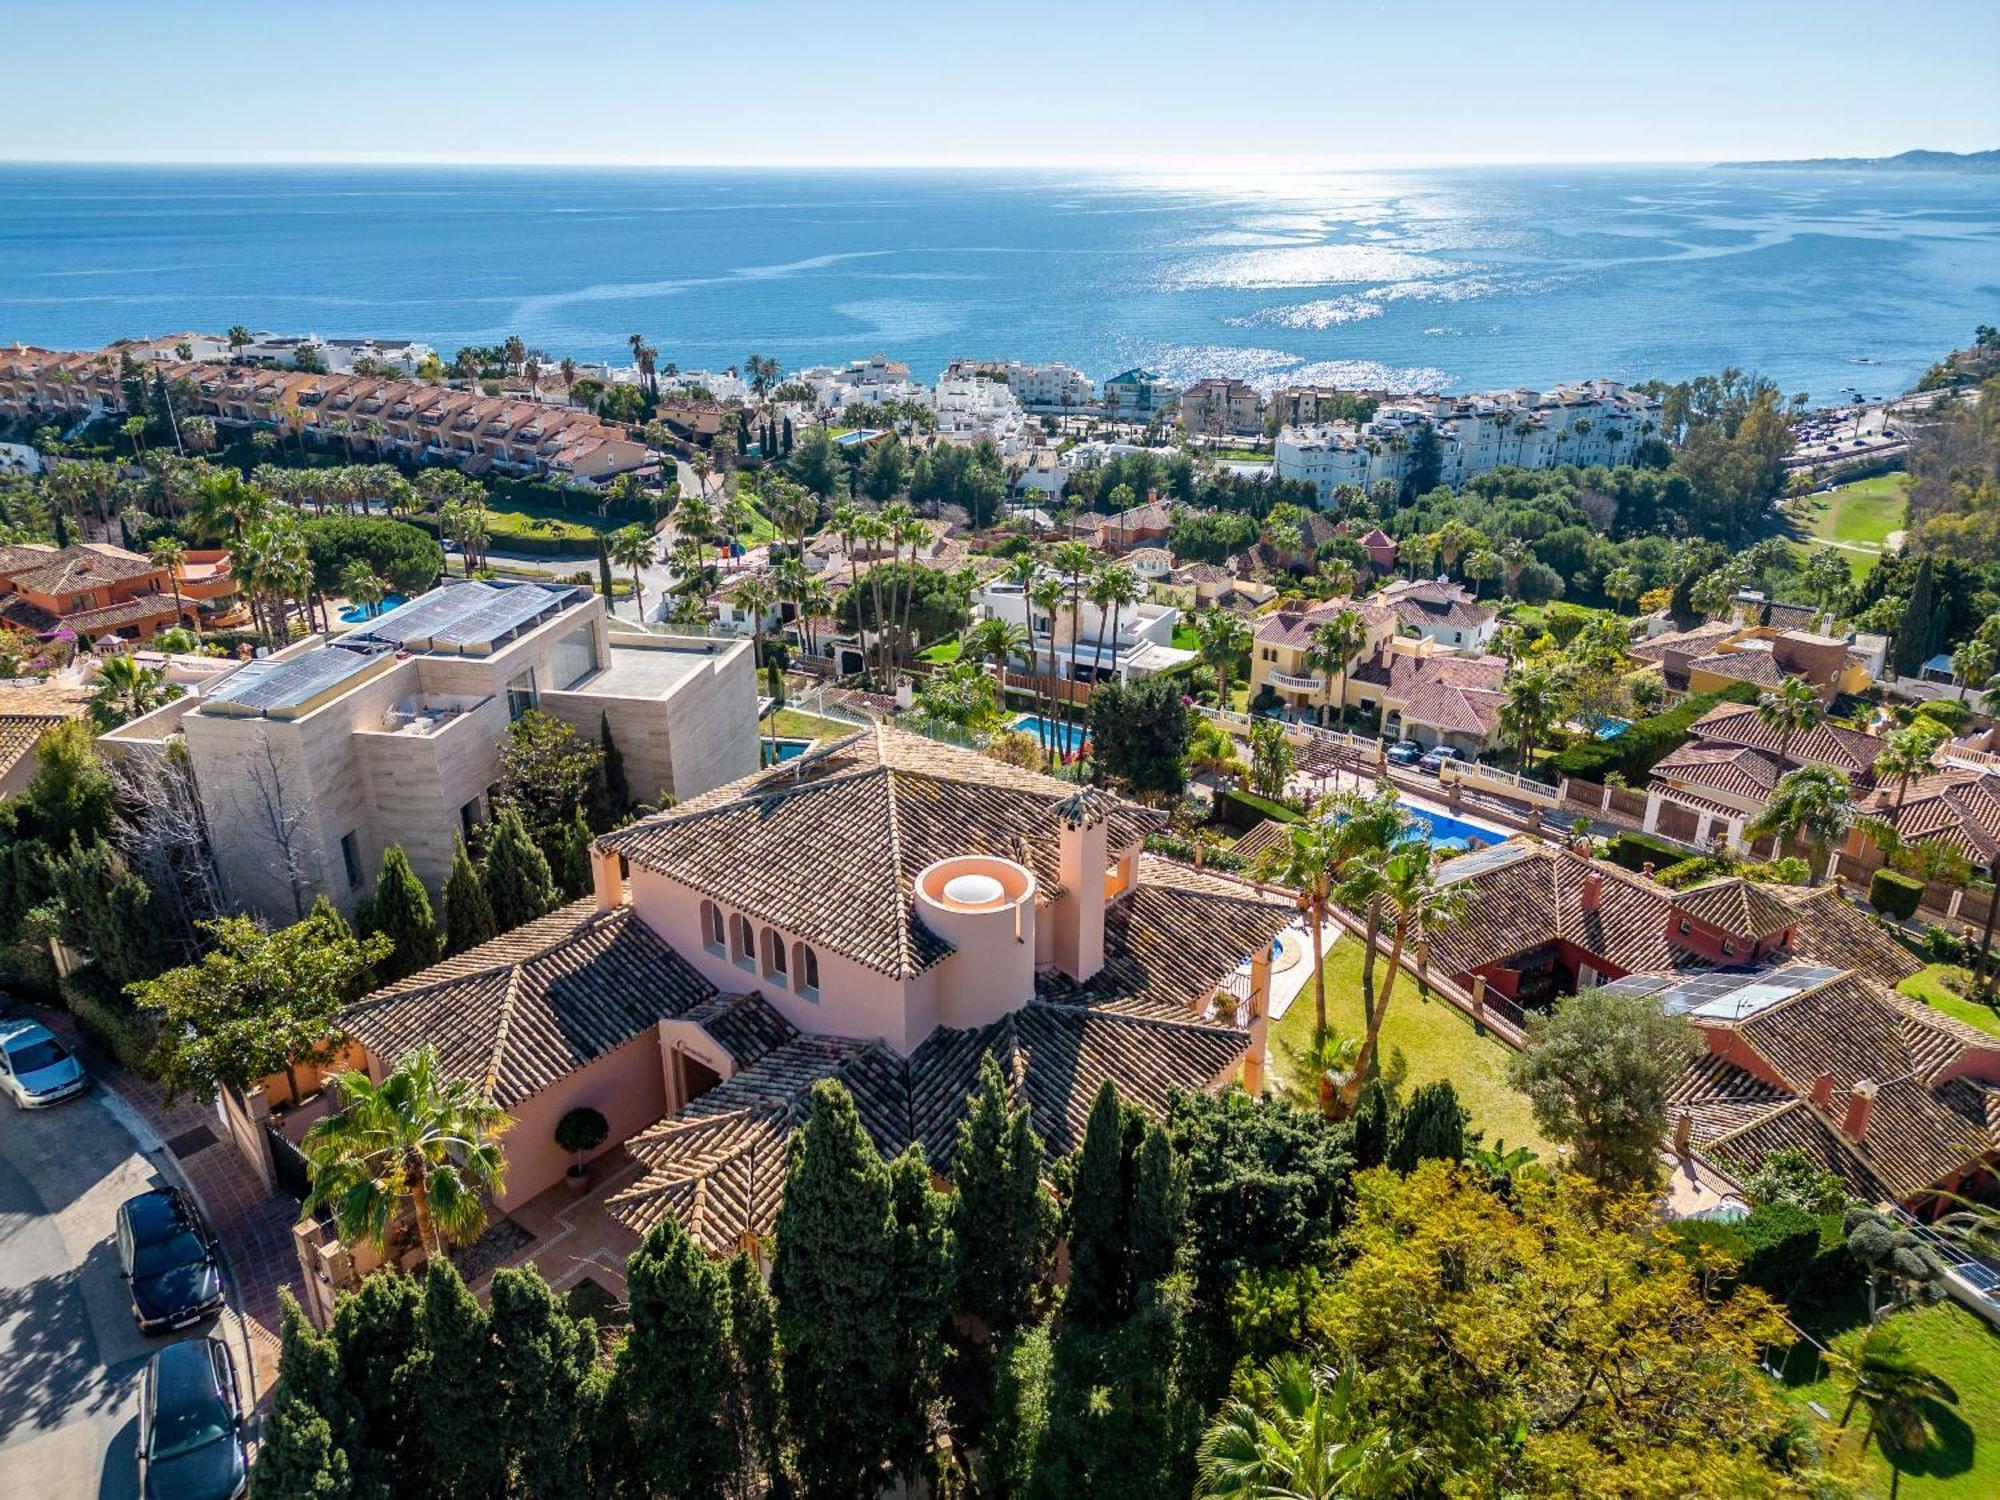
[
  {"left": 493, "top": 1031, "right": 669, "bottom": 1211},
  {"left": 1667, "top": 911, "right": 1790, "bottom": 966}
]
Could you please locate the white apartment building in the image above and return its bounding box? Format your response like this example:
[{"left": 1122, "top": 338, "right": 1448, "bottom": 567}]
[
  {"left": 217, "top": 332, "right": 437, "bottom": 375},
  {"left": 1102, "top": 367, "right": 1178, "bottom": 419},
  {"left": 933, "top": 372, "right": 1029, "bottom": 453},
  {"left": 1274, "top": 378, "right": 1664, "bottom": 500},
  {"left": 973, "top": 574, "right": 1193, "bottom": 684},
  {"left": 100, "top": 581, "right": 759, "bottom": 923},
  {"left": 944, "top": 360, "right": 1094, "bottom": 411},
  {"left": 797, "top": 353, "right": 930, "bottom": 413}
]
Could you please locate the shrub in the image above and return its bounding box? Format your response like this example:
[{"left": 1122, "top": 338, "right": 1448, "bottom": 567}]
[
  {"left": 555, "top": 1106, "right": 610, "bottom": 1161},
  {"left": 1654, "top": 855, "right": 1730, "bottom": 889},
  {"left": 1737, "top": 1202, "right": 1822, "bottom": 1298},
  {"left": 1216, "top": 786, "right": 1304, "bottom": 832},
  {"left": 303, "top": 515, "right": 444, "bottom": 597},
  {"left": 1606, "top": 830, "right": 1686, "bottom": 874},
  {"left": 1742, "top": 857, "right": 1811, "bottom": 886},
  {"left": 1912, "top": 698, "right": 1973, "bottom": 735},
  {"left": 1868, "top": 867, "right": 1924, "bottom": 921},
  {"left": 1924, "top": 923, "right": 1968, "bottom": 965},
  {"left": 59, "top": 969, "right": 159, "bottom": 1076}
]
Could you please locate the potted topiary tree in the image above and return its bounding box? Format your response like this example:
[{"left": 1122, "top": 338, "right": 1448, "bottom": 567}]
[{"left": 555, "top": 1106, "right": 609, "bottom": 1192}]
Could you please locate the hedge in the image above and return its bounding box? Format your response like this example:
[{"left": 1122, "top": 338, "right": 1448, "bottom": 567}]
[
  {"left": 1606, "top": 830, "right": 1688, "bottom": 873},
  {"left": 59, "top": 968, "right": 159, "bottom": 1077},
  {"left": 1216, "top": 786, "right": 1305, "bottom": 832},
  {"left": 1655, "top": 855, "right": 1729, "bottom": 889},
  {"left": 1545, "top": 681, "right": 1760, "bottom": 782},
  {"left": 1737, "top": 1202, "right": 1823, "bottom": 1298},
  {"left": 1869, "top": 867, "right": 1925, "bottom": 921}
]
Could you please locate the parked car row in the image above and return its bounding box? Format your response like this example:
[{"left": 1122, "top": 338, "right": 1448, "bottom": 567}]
[
  {"left": 1384, "top": 740, "right": 1461, "bottom": 774},
  {"left": 2, "top": 1015, "right": 245, "bottom": 1498}
]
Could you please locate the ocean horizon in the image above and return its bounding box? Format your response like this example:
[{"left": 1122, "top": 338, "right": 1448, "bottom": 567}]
[{"left": 3, "top": 162, "right": 1996, "bottom": 404}]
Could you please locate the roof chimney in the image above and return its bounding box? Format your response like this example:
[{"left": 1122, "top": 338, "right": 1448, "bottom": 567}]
[
  {"left": 1641, "top": 861, "right": 1656, "bottom": 879},
  {"left": 1842, "top": 1079, "right": 1878, "bottom": 1142},
  {"left": 1053, "top": 789, "right": 1107, "bottom": 984},
  {"left": 1580, "top": 870, "right": 1604, "bottom": 913},
  {"left": 1809, "top": 1071, "right": 1835, "bottom": 1109},
  {"left": 1673, "top": 1108, "right": 1692, "bottom": 1157}
]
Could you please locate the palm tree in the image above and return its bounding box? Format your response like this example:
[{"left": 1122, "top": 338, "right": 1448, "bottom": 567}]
[
  {"left": 1498, "top": 539, "right": 1529, "bottom": 600},
  {"left": 1952, "top": 638, "right": 1995, "bottom": 704},
  {"left": 340, "top": 559, "right": 389, "bottom": 620},
  {"left": 1748, "top": 765, "right": 1855, "bottom": 883},
  {"left": 1428, "top": 519, "right": 1479, "bottom": 579},
  {"left": 609, "top": 524, "right": 656, "bottom": 622},
  {"left": 1498, "top": 664, "right": 1558, "bottom": 771},
  {"left": 1755, "top": 675, "right": 1822, "bottom": 768},
  {"left": 147, "top": 537, "right": 192, "bottom": 638},
  {"left": 1339, "top": 840, "right": 1466, "bottom": 1114},
  {"left": 1460, "top": 548, "right": 1502, "bottom": 599},
  {"left": 1051, "top": 539, "right": 1097, "bottom": 738},
  {"left": 302, "top": 1046, "right": 511, "bottom": 1260},
  {"left": 1838, "top": 1321, "right": 1956, "bottom": 1485},
  {"left": 1255, "top": 816, "right": 1347, "bottom": 1050},
  {"left": 734, "top": 575, "right": 776, "bottom": 666},
  {"left": 1875, "top": 725, "right": 1942, "bottom": 815},
  {"left": 89, "top": 653, "right": 173, "bottom": 728},
  {"left": 963, "top": 615, "right": 1026, "bottom": 684},
  {"left": 1028, "top": 573, "right": 1069, "bottom": 760},
  {"left": 1196, "top": 1355, "right": 1414, "bottom": 1500},
  {"left": 1602, "top": 566, "right": 1641, "bottom": 615},
  {"left": 1307, "top": 608, "right": 1367, "bottom": 731},
  {"left": 1196, "top": 609, "right": 1251, "bottom": 708}
]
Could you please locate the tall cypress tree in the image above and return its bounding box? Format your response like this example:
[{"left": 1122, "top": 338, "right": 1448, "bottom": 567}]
[
  {"left": 596, "top": 533, "right": 616, "bottom": 602},
  {"left": 254, "top": 1292, "right": 356, "bottom": 1498},
  {"left": 553, "top": 805, "right": 594, "bottom": 902},
  {"left": 1348, "top": 1077, "right": 1393, "bottom": 1171},
  {"left": 886, "top": 1146, "right": 954, "bottom": 1482},
  {"left": 1894, "top": 555, "right": 1935, "bottom": 678},
  {"left": 598, "top": 710, "right": 630, "bottom": 819},
  {"left": 724, "top": 1252, "right": 790, "bottom": 1500},
  {"left": 329, "top": 1272, "right": 425, "bottom": 1496},
  {"left": 950, "top": 1054, "right": 1055, "bottom": 1337},
  {"left": 770, "top": 1080, "right": 898, "bottom": 1500},
  {"left": 488, "top": 1267, "right": 598, "bottom": 1500},
  {"left": 610, "top": 1217, "right": 736, "bottom": 1500},
  {"left": 1386, "top": 1079, "right": 1470, "bottom": 1174},
  {"left": 414, "top": 1261, "right": 505, "bottom": 1500},
  {"left": 359, "top": 844, "right": 441, "bottom": 983},
  {"left": 481, "top": 805, "right": 557, "bottom": 931},
  {"left": 1064, "top": 1081, "right": 1128, "bottom": 1333},
  {"left": 441, "top": 836, "right": 496, "bottom": 955},
  {"left": 1125, "top": 1123, "right": 1187, "bottom": 1298}
]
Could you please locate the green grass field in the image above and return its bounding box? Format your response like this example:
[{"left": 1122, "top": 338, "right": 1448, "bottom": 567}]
[
  {"left": 1788, "top": 473, "right": 1910, "bottom": 582},
  {"left": 1270, "top": 938, "right": 1554, "bottom": 1156},
  {"left": 1171, "top": 623, "right": 1201, "bottom": 652},
  {"left": 1899, "top": 965, "right": 2000, "bottom": 1038},
  {"left": 763, "top": 708, "right": 858, "bottom": 743},
  {"left": 1785, "top": 1300, "right": 2000, "bottom": 1498}
]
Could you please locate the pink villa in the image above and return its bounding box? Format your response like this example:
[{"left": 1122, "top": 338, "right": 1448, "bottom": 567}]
[{"left": 320, "top": 726, "right": 1290, "bottom": 1271}]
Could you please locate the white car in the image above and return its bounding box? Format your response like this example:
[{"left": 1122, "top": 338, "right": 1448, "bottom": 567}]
[{"left": 0, "top": 1018, "right": 88, "bottom": 1108}]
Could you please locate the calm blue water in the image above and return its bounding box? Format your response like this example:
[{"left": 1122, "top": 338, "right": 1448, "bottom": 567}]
[
  {"left": 1013, "top": 713, "right": 1088, "bottom": 756},
  {"left": 1400, "top": 801, "right": 1510, "bottom": 853},
  {"left": 3, "top": 164, "right": 1995, "bottom": 401},
  {"left": 338, "top": 592, "right": 406, "bottom": 623}
]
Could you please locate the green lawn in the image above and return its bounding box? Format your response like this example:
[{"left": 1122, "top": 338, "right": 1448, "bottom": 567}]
[
  {"left": 1207, "top": 446, "right": 1272, "bottom": 462},
  {"left": 1172, "top": 624, "right": 1201, "bottom": 652},
  {"left": 763, "top": 708, "right": 858, "bottom": 744},
  {"left": 1270, "top": 938, "right": 1554, "bottom": 1157},
  {"left": 919, "top": 639, "right": 963, "bottom": 664},
  {"left": 1785, "top": 1300, "right": 2000, "bottom": 1498},
  {"left": 1787, "top": 473, "right": 1910, "bottom": 583},
  {"left": 484, "top": 506, "right": 622, "bottom": 544},
  {"left": 1899, "top": 965, "right": 2000, "bottom": 1038}
]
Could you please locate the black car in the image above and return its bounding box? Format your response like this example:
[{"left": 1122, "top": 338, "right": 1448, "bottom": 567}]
[
  {"left": 139, "top": 1336, "right": 246, "bottom": 1500},
  {"left": 118, "top": 1188, "right": 225, "bottom": 1334}
]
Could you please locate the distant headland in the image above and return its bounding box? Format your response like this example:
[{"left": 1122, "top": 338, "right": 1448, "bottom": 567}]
[{"left": 1719, "top": 148, "right": 2000, "bottom": 173}]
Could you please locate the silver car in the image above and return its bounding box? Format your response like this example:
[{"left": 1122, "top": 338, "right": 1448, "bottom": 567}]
[{"left": 0, "top": 1018, "right": 88, "bottom": 1108}]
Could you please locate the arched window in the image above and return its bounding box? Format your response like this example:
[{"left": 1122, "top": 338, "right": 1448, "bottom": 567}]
[
  {"left": 761, "top": 927, "right": 789, "bottom": 986},
  {"left": 701, "top": 901, "right": 725, "bottom": 956},
  {"left": 732, "top": 913, "right": 756, "bottom": 970},
  {"left": 793, "top": 942, "right": 821, "bottom": 1001}
]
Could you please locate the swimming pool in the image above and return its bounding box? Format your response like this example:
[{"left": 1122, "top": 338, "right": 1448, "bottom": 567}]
[
  {"left": 1012, "top": 713, "right": 1088, "bottom": 757},
  {"left": 340, "top": 593, "right": 406, "bottom": 623},
  {"left": 761, "top": 736, "right": 814, "bottom": 765},
  {"left": 1398, "top": 800, "right": 1511, "bottom": 853}
]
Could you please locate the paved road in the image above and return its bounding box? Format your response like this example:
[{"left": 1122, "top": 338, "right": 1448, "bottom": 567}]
[{"left": 0, "top": 1088, "right": 244, "bottom": 1500}]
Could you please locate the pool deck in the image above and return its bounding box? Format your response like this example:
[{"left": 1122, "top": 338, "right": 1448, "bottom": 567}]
[{"left": 1284, "top": 764, "right": 1513, "bottom": 844}]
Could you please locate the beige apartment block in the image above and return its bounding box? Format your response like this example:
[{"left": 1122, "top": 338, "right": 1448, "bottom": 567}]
[{"left": 102, "top": 581, "right": 757, "bottom": 921}]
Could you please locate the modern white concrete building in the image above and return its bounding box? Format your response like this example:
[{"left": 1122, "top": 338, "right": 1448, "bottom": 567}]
[
  {"left": 945, "top": 360, "right": 1094, "bottom": 411},
  {"left": 100, "top": 581, "right": 759, "bottom": 923},
  {"left": 973, "top": 573, "right": 1193, "bottom": 684}
]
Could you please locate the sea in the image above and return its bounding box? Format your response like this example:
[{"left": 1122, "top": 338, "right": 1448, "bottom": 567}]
[{"left": 2, "top": 163, "right": 1996, "bottom": 404}]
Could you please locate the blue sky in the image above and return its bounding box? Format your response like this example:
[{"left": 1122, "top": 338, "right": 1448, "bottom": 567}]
[{"left": 4, "top": 0, "right": 1995, "bottom": 167}]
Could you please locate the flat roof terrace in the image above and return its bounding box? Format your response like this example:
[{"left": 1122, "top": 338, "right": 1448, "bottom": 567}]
[{"left": 562, "top": 635, "right": 736, "bottom": 699}]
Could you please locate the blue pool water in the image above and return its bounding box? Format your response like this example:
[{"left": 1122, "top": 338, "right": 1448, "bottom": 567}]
[
  {"left": 1013, "top": 714, "right": 1088, "bottom": 757},
  {"left": 1399, "top": 801, "right": 1510, "bottom": 854},
  {"left": 1595, "top": 717, "right": 1632, "bottom": 740},
  {"left": 761, "top": 736, "right": 813, "bottom": 765},
  {"left": 340, "top": 593, "right": 405, "bottom": 623}
]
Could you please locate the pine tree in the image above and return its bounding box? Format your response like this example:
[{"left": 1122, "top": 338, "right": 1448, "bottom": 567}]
[
  {"left": 553, "top": 805, "right": 594, "bottom": 902},
  {"left": 1348, "top": 1077, "right": 1393, "bottom": 1171},
  {"left": 1064, "top": 1080, "right": 1129, "bottom": 1333},
  {"left": 481, "top": 805, "right": 557, "bottom": 931},
  {"left": 771, "top": 1080, "right": 898, "bottom": 1500},
  {"left": 440, "top": 836, "right": 496, "bottom": 955},
  {"left": 950, "top": 1055, "right": 1055, "bottom": 1337},
  {"left": 724, "top": 1252, "right": 790, "bottom": 1500},
  {"left": 328, "top": 1271, "right": 425, "bottom": 1495},
  {"left": 1385, "top": 1079, "right": 1471, "bottom": 1174},
  {"left": 254, "top": 1291, "right": 355, "bottom": 1498},
  {"left": 610, "top": 1216, "right": 735, "bottom": 1500},
  {"left": 358, "top": 844, "right": 441, "bottom": 983},
  {"left": 414, "top": 1261, "right": 505, "bottom": 1500},
  {"left": 886, "top": 1146, "right": 954, "bottom": 1481},
  {"left": 598, "top": 711, "right": 630, "bottom": 819},
  {"left": 488, "top": 1267, "right": 598, "bottom": 1500}
]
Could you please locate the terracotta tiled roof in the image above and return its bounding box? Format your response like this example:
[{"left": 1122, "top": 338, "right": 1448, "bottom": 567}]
[
  {"left": 1686, "top": 649, "right": 1787, "bottom": 688},
  {"left": 0, "top": 542, "right": 157, "bottom": 595},
  {"left": 1770, "top": 885, "right": 1922, "bottom": 986},
  {"left": 341, "top": 902, "right": 717, "bottom": 1107},
  {"left": 1375, "top": 578, "right": 1495, "bottom": 632},
  {"left": 64, "top": 592, "right": 184, "bottom": 635},
  {"left": 1671, "top": 877, "right": 1799, "bottom": 942},
  {"left": 679, "top": 992, "right": 798, "bottom": 1069},
  {"left": 1667, "top": 1052, "right": 1789, "bottom": 1138},
  {"left": 1628, "top": 621, "right": 1737, "bottom": 664},
  {"left": 1399, "top": 677, "right": 1506, "bottom": 739},
  {"left": 1860, "top": 769, "right": 2000, "bottom": 862},
  {"left": 598, "top": 726, "right": 1162, "bottom": 979},
  {"left": 1650, "top": 743, "right": 1778, "bottom": 802},
  {"left": 1254, "top": 597, "right": 1384, "bottom": 650},
  {"left": 1690, "top": 702, "right": 1887, "bottom": 777},
  {"left": 0, "top": 684, "right": 91, "bottom": 781}
]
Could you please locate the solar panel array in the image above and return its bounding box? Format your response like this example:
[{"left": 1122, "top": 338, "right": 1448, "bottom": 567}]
[
  {"left": 1437, "top": 840, "right": 1537, "bottom": 886},
  {"left": 202, "top": 642, "right": 392, "bottom": 715},
  {"left": 1596, "top": 963, "right": 1842, "bottom": 1020},
  {"left": 351, "top": 581, "right": 582, "bottom": 655}
]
